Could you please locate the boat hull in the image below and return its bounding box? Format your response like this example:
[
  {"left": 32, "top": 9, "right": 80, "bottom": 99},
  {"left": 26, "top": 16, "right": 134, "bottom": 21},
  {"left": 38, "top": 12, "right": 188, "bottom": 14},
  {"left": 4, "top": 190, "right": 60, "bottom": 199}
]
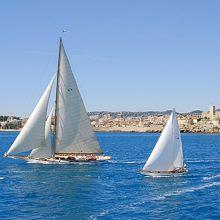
[
  {"left": 4, "top": 154, "right": 111, "bottom": 163},
  {"left": 141, "top": 166, "right": 187, "bottom": 176},
  {"left": 54, "top": 153, "right": 111, "bottom": 162}
]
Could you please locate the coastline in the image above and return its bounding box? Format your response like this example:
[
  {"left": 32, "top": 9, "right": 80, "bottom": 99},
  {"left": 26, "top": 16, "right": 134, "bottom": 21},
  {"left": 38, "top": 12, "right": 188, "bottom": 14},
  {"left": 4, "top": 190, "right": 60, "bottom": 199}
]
[
  {"left": 93, "top": 126, "right": 220, "bottom": 134},
  {"left": 93, "top": 128, "right": 220, "bottom": 134},
  {"left": 0, "top": 129, "right": 21, "bottom": 132},
  {"left": 1, "top": 128, "right": 219, "bottom": 134}
]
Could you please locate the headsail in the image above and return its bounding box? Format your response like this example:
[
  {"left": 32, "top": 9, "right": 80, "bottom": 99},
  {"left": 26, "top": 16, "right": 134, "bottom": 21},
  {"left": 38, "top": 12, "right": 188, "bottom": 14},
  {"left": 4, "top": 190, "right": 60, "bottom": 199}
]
[
  {"left": 54, "top": 39, "right": 102, "bottom": 154},
  {"left": 143, "top": 109, "right": 183, "bottom": 172},
  {"left": 29, "top": 107, "right": 54, "bottom": 158},
  {"left": 7, "top": 76, "right": 55, "bottom": 155}
]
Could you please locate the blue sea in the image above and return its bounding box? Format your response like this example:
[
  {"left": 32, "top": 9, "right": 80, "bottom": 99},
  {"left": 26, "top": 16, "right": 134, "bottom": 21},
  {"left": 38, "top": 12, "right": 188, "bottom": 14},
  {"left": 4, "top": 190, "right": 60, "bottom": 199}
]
[{"left": 0, "top": 132, "right": 220, "bottom": 219}]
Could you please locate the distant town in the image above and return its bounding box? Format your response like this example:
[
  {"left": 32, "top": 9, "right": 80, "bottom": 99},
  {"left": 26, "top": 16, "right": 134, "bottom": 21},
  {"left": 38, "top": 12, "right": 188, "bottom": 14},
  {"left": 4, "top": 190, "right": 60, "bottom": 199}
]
[{"left": 1, "top": 106, "right": 220, "bottom": 133}]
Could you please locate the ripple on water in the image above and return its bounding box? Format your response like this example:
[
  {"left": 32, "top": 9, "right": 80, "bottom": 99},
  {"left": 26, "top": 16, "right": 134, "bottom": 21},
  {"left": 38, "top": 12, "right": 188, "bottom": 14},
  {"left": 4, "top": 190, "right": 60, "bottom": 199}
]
[
  {"left": 155, "top": 182, "right": 220, "bottom": 200},
  {"left": 1, "top": 132, "right": 220, "bottom": 219},
  {"left": 203, "top": 174, "right": 220, "bottom": 181}
]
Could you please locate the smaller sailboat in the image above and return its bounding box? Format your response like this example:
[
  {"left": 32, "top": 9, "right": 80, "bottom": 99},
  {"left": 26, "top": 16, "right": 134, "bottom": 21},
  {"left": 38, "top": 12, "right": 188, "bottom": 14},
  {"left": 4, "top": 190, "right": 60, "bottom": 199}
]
[{"left": 141, "top": 109, "right": 187, "bottom": 175}]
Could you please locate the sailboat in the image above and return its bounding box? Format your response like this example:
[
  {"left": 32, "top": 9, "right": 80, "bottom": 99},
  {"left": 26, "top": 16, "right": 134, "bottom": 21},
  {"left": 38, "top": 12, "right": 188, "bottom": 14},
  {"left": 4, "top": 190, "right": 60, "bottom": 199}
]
[
  {"left": 4, "top": 38, "right": 111, "bottom": 162},
  {"left": 141, "top": 109, "right": 187, "bottom": 175}
]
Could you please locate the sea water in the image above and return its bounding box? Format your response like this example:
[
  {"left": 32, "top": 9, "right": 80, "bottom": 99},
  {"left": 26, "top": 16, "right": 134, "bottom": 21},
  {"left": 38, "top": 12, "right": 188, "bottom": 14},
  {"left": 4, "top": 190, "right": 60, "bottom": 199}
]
[{"left": 0, "top": 132, "right": 220, "bottom": 219}]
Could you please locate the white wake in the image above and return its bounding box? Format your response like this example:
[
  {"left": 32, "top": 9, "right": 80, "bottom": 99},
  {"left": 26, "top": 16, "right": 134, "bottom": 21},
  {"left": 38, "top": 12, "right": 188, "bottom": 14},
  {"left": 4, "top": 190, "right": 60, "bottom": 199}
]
[
  {"left": 203, "top": 174, "right": 220, "bottom": 181},
  {"left": 156, "top": 182, "right": 220, "bottom": 200}
]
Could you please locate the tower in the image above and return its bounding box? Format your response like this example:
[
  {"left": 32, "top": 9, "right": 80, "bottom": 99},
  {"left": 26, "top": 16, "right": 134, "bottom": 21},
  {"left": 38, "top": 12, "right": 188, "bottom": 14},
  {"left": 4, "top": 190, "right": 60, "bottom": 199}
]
[{"left": 209, "top": 105, "right": 216, "bottom": 116}]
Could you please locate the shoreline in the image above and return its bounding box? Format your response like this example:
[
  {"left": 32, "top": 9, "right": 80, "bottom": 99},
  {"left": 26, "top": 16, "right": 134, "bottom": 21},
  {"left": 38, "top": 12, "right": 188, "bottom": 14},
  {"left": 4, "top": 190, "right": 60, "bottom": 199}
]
[
  {"left": 94, "top": 127, "right": 220, "bottom": 134},
  {"left": 0, "top": 129, "right": 21, "bottom": 132},
  {"left": 1, "top": 128, "right": 220, "bottom": 134}
]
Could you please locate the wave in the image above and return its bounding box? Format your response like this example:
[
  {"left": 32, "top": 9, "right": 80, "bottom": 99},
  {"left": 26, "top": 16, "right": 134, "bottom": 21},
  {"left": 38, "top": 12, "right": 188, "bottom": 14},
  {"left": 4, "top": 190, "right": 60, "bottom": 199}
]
[
  {"left": 108, "top": 160, "right": 144, "bottom": 165},
  {"left": 27, "top": 160, "right": 49, "bottom": 164},
  {"left": 109, "top": 159, "right": 220, "bottom": 165},
  {"left": 156, "top": 182, "right": 220, "bottom": 200},
  {"left": 26, "top": 159, "right": 63, "bottom": 164},
  {"left": 203, "top": 174, "right": 220, "bottom": 181},
  {"left": 124, "top": 161, "right": 142, "bottom": 164},
  {"left": 0, "top": 177, "right": 4, "bottom": 180},
  {"left": 26, "top": 159, "right": 92, "bottom": 165},
  {"left": 186, "top": 159, "right": 220, "bottom": 163},
  {"left": 90, "top": 210, "right": 109, "bottom": 219},
  {"left": 144, "top": 174, "right": 182, "bottom": 178}
]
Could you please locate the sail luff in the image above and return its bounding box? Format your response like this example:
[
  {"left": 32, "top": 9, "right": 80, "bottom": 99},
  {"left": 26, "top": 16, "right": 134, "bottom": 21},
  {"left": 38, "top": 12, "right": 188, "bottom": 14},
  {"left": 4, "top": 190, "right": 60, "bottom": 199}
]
[{"left": 7, "top": 75, "right": 55, "bottom": 155}]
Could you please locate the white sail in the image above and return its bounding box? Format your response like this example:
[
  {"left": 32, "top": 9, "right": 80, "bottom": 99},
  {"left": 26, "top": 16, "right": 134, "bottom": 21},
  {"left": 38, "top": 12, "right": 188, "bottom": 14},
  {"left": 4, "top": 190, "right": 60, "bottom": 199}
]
[
  {"left": 55, "top": 40, "right": 102, "bottom": 154},
  {"left": 143, "top": 110, "right": 183, "bottom": 172},
  {"left": 29, "top": 107, "right": 54, "bottom": 158},
  {"left": 7, "top": 76, "right": 55, "bottom": 155}
]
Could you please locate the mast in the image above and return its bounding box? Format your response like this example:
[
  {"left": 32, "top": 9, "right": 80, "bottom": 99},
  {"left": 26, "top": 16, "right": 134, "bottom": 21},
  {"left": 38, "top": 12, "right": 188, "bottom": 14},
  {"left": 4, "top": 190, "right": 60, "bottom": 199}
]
[{"left": 52, "top": 37, "right": 62, "bottom": 157}]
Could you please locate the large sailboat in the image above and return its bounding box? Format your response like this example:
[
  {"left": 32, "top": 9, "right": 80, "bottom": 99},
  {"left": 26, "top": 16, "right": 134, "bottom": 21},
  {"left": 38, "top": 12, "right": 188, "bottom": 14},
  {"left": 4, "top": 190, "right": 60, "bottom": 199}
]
[
  {"left": 141, "top": 109, "right": 187, "bottom": 175},
  {"left": 4, "top": 38, "right": 111, "bottom": 162}
]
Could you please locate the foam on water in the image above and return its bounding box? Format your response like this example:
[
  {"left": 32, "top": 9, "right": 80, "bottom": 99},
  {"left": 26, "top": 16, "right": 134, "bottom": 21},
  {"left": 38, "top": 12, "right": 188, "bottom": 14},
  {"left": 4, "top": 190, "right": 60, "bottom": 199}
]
[
  {"left": 90, "top": 210, "right": 110, "bottom": 219},
  {"left": 26, "top": 158, "right": 100, "bottom": 165},
  {"left": 156, "top": 182, "right": 220, "bottom": 200},
  {"left": 26, "top": 159, "right": 69, "bottom": 164},
  {"left": 144, "top": 174, "right": 182, "bottom": 178},
  {"left": 203, "top": 174, "right": 220, "bottom": 181},
  {"left": 108, "top": 160, "right": 144, "bottom": 165},
  {"left": 186, "top": 159, "right": 220, "bottom": 163}
]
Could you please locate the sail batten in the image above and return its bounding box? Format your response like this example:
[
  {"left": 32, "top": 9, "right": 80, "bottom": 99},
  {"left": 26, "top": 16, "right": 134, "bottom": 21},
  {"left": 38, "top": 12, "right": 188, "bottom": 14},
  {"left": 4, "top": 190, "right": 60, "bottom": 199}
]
[
  {"left": 143, "top": 110, "right": 184, "bottom": 172},
  {"left": 7, "top": 76, "right": 55, "bottom": 156},
  {"left": 54, "top": 40, "right": 102, "bottom": 154}
]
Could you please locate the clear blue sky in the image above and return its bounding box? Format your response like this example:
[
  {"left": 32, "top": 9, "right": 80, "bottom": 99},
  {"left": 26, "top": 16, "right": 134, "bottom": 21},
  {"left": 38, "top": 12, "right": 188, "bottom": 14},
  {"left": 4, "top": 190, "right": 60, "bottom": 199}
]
[{"left": 1, "top": 0, "right": 220, "bottom": 117}]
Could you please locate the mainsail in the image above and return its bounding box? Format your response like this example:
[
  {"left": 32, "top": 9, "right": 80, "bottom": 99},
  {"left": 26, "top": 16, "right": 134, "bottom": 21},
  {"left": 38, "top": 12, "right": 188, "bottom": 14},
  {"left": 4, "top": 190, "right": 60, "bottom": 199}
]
[
  {"left": 7, "top": 76, "right": 55, "bottom": 155},
  {"left": 143, "top": 110, "right": 183, "bottom": 172},
  {"left": 54, "top": 39, "right": 102, "bottom": 154},
  {"left": 29, "top": 107, "right": 54, "bottom": 158}
]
